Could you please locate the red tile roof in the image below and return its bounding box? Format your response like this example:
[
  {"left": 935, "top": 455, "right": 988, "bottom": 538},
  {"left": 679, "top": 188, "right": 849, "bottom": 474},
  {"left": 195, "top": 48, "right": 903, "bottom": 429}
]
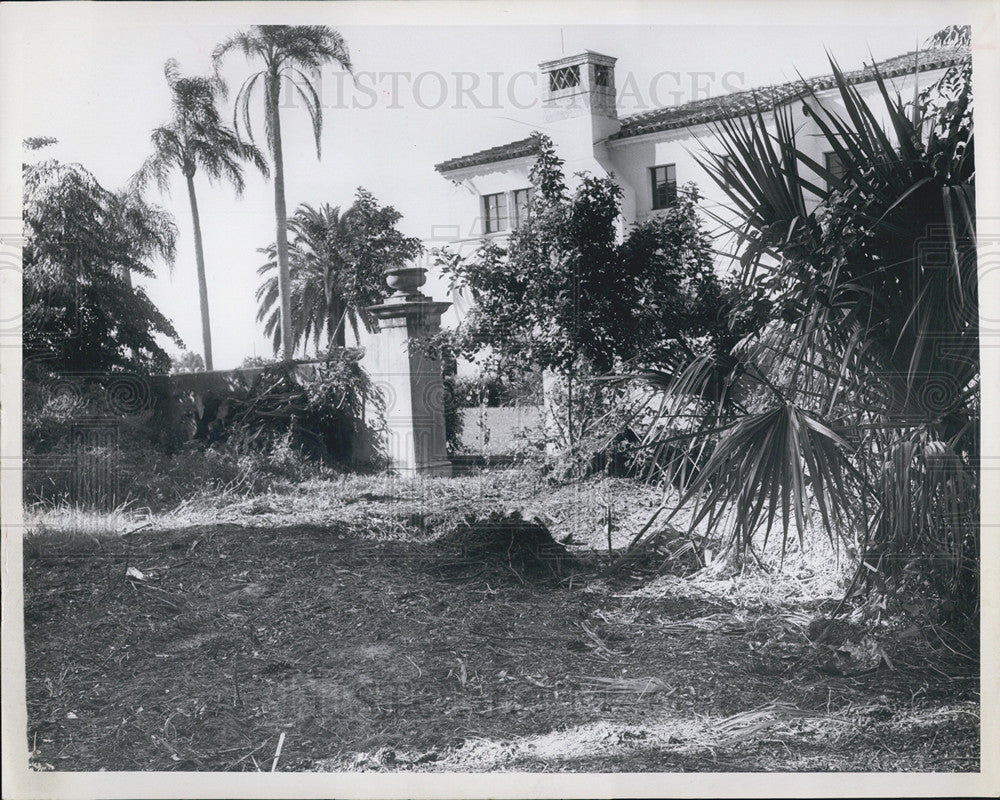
[
  {"left": 434, "top": 46, "right": 969, "bottom": 172},
  {"left": 611, "top": 46, "right": 969, "bottom": 140}
]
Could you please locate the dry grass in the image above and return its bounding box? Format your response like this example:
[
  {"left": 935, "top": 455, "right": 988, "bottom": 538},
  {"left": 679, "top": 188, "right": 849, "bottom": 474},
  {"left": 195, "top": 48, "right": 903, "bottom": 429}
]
[{"left": 26, "top": 470, "right": 666, "bottom": 551}]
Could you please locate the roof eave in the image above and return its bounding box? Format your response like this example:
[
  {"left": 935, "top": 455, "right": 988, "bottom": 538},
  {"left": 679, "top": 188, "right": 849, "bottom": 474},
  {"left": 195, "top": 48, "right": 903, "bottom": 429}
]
[{"left": 436, "top": 153, "right": 539, "bottom": 180}]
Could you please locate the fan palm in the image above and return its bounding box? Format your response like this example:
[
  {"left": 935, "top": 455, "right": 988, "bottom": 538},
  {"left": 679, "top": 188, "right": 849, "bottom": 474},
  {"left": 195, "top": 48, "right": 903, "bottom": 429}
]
[
  {"left": 638, "top": 41, "right": 977, "bottom": 603},
  {"left": 132, "top": 59, "right": 269, "bottom": 370},
  {"left": 212, "top": 25, "right": 353, "bottom": 361}
]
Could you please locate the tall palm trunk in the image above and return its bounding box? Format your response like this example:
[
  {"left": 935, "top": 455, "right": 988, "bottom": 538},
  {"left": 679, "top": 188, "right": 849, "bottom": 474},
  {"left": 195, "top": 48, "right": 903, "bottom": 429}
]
[
  {"left": 267, "top": 69, "right": 293, "bottom": 361},
  {"left": 332, "top": 303, "right": 347, "bottom": 348},
  {"left": 185, "top": 172, "right": 214, "bottom": 371}
]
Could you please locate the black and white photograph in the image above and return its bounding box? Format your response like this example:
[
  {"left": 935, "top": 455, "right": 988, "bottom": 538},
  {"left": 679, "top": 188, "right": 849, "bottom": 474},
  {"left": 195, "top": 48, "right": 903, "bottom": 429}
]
[{"left": 1, "top": 1, "right": 997, "bottom": 797}]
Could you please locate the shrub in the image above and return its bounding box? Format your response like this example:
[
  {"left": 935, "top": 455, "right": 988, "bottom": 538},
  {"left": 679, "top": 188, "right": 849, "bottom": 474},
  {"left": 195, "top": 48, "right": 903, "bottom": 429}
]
[
  {"left": 23, "top": 351, "right": 387, "bottom": 510},
  {"left": 213, "top": 352, "right": 386, "bottom": 468},
  {"left": 450, "top": 370, "right": 544, "bottom": 408},
  {"left": 511, "top": 366, "right": 649, "bottom": 482}
]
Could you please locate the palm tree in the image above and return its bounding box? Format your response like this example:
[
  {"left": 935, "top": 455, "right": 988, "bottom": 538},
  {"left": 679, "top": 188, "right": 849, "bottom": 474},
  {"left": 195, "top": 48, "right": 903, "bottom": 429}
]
[
  {"left": 256, "top": 202, "right": 354, "bottom": 355},
  {"left": 634, "top": 37, "right": 977, "bottom": 607},
  {"left": 132, "top": 59, "right": 269, "bottom": 371},
  {"left": 255, "top": 192, "right": 422, "bottom": 356},
  {"left": 212, "top": 25, "right": 353, "bottom": 361}
]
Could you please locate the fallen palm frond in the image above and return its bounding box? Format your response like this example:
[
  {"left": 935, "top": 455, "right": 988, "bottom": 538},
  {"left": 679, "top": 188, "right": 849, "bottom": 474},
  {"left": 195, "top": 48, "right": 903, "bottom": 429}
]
[
  {"left": 603, "top": 521, "right": 708, "bottom": 578},
  {"left": 577, "top": 621, "right": 628, "bottom": 658},
  {"left": 713, "top": 702, "right": 841, "bottom": 741}
]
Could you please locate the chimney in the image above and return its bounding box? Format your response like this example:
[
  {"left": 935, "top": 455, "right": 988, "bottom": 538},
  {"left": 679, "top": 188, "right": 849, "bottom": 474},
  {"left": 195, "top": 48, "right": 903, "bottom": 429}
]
[
  {"left": 535, "top": 51, "right": 621, "bottom": 183},
  {"left": 539, "top": 51, "right": 619, "bottom": 140}
]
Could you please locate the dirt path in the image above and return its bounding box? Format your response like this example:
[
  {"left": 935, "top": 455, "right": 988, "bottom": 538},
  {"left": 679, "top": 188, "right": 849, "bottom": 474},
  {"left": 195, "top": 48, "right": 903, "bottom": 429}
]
[{"left": 23, "top": 523, "right": 978, "bottom": 772}]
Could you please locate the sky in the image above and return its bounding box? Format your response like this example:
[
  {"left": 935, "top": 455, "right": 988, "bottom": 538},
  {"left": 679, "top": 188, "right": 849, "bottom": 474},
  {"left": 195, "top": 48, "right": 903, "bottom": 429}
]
[{"left": 4, "top": 1, "right": 985, "bottom": 369}]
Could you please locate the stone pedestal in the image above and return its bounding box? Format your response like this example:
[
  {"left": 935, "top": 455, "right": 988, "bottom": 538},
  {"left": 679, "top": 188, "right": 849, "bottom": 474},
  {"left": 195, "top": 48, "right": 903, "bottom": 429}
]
[{"left": 366, "top": 265, "right": 452, "bottom": 476}]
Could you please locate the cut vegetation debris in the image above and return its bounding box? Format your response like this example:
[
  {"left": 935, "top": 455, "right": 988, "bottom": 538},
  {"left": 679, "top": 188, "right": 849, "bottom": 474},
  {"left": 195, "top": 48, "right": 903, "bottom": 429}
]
[
  {"left": 576, "top": 676, "right": 676, "bottom": 696},
  {"left": 23, "top": 472, "right": 978, "bottom": 772}
]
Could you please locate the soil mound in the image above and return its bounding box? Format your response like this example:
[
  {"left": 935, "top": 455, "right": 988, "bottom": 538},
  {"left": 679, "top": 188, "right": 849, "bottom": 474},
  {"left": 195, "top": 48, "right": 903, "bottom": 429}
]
[{"left": 436, "top": 510, "right": 571, "bottom": 577}]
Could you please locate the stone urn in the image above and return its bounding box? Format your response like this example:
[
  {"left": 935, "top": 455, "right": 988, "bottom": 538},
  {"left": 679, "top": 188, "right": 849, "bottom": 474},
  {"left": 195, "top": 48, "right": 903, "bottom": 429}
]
[{"left": 384, "top": 264, "right": 427, "bottom": 300}]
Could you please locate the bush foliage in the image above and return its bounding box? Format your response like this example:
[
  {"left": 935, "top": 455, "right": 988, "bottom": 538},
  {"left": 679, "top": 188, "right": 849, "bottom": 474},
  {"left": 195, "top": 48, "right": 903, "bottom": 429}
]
[
  {"left": 215, "top": 354, "right": 385, "bottom": 466},
  {"left": 23, "top": 351, "right": 386, "bottom": 510}
]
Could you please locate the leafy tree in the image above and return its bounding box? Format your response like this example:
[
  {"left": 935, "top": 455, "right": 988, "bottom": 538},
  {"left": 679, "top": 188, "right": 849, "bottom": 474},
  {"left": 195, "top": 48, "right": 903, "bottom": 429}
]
[
  {"left": 132, "top": 59, "right": 269, "bottom": 371},
  {"left": 617, "top": 188, "right": 737, "bottom": 369},
  {"left": 641, "top": 41, "right": 977, "bottom": 609},
  {"left": 256, "top": 188, "right": 422, "bottom": 355},
  {"left": 444, "top": 133, "right": 726, "bottom": 375},
  {"left": 213, "top": 25, "right": 353, "bottom": 361},
  {"left": 439, "top": 133, "right": 729, "bottom": 456},
  {"left": 442, "top": 134, "right": 620, "bottom": 377},
  {"left": 23, "top": 160, "right": 182, "bottom": 376},
  {"left": 341, "top": 188, "right": 425, "bottom": 327}
]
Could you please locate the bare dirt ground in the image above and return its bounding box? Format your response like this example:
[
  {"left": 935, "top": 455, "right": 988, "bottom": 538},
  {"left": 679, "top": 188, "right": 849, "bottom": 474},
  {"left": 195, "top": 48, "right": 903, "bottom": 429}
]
[{"left": 22, "top": 473, "right": 979, "bottom": 772}]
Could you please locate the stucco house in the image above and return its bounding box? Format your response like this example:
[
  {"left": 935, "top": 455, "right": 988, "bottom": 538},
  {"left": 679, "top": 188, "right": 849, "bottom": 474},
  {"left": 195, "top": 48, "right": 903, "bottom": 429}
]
[
  {"left": 418, "top": 41, "right": 969, "bottom": 391},
  {"left": 431, "top": 44, "right": 969, "bottom": 270}
]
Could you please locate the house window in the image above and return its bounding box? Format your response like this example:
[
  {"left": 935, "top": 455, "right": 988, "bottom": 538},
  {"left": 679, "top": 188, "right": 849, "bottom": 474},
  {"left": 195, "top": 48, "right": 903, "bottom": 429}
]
[
  {"left": 483, "top": 192, "right": 508, "bottom": 233},
  {"left": 824, "top": 151, "right": 847, "bottom": 189},
  {"left": 512, "top": 188, "right": 532, "bottom": 228},
  {"left": 650, "top": 164, "right": 677, "bottom": 210},
  {"left": 549, "top": 65, "right": 580, "bottom": 92},
  {"left": 594, "top": 64, "right": 613, "bottom": 88}
]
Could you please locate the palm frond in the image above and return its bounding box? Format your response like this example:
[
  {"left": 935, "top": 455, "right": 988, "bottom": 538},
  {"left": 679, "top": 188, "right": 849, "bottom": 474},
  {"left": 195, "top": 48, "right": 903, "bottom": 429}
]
[
  {"left": 287, "top": 67, "right": 324, "bottom": 158},
  {"left": 214, "top": 25, "right": 352, "bottom": 162},
  {"left": 233, "top": 70, "right": 266, "bottom": 151},
  {"left": 637, "top": 44, "right": 977, "bottom": 598}
]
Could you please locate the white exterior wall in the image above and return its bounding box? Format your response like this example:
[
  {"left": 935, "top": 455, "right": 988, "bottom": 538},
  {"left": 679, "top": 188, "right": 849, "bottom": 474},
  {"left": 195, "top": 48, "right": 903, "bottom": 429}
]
[
  {"left": 429, "top": 58, "right": 952, "bottom": 334},
  {"left": 426, "top": 158, "right": 535, "bottom": 332},
  {"left": 607, "top": 123, "right": 732, "bottom": 229},
  {"left": 440, "top": 160, "right": 535, "bottom": 241}
]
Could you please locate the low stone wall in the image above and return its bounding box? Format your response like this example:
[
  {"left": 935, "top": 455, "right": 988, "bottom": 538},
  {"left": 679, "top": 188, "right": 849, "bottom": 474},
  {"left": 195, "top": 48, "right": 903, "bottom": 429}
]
[
  {"left": 155, "top": 360, "right": 380, "bottom": 464},
  {"left": 154, "top": 366, "right": 270, "bottom": 443}
]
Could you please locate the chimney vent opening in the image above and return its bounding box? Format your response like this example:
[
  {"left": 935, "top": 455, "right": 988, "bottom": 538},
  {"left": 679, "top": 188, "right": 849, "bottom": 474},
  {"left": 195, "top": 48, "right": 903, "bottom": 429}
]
[{"left": 549, "top": 65, "right": 581, "bottom": 92}]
